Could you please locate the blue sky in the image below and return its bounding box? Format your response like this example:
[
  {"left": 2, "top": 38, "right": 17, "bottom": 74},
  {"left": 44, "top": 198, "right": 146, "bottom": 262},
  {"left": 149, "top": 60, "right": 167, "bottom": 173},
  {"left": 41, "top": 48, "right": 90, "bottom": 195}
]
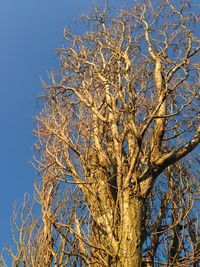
[{"left": 0, "top": 0, "right": 127, "bottom": 250}]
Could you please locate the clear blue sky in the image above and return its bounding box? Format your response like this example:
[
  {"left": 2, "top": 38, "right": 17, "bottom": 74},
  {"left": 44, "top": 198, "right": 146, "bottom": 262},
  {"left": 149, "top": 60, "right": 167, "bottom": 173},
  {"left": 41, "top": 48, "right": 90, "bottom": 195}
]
[{"left": 0, "top": 0, "right": 127, "bottom": 251}]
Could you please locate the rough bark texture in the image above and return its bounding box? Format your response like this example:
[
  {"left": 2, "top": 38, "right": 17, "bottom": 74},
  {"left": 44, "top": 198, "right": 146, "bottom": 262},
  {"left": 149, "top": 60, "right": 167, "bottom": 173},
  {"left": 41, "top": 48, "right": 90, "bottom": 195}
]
[{"left": 116, "top": 196, "right": 143, "bottom": 267}]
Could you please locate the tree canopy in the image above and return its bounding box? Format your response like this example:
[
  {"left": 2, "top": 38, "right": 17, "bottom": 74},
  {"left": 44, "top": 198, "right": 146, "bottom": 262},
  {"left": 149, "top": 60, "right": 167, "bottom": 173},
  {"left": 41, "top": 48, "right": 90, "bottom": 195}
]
[{"left": 1, "top": 1, "right": 199, "bottom": 266}]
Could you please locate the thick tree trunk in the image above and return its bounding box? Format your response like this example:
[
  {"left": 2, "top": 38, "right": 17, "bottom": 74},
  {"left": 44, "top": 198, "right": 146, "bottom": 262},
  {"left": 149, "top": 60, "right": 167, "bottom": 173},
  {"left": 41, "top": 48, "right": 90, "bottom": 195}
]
[
  {"left": 92, "top": 195, "right": 143, "bottom": 267},
  {"left": 114, "top": 196, "right": 143, "bottom": 267}
]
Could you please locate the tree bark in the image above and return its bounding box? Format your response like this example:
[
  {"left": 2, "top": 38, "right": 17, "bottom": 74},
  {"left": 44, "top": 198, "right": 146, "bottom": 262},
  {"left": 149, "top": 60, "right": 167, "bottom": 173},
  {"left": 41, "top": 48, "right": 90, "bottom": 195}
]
[
  {"left": 115, "top": 196, "right": 142, "bottom": 267},
  {"left": 95, "top": 195, "right": 143, "bottom": 267}
]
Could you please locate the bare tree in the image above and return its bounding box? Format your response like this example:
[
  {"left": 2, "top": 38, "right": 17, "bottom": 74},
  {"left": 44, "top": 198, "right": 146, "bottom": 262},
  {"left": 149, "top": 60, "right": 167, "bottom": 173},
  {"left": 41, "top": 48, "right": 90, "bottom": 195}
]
[
  {"left": 2, "top": 1, "right": 199, "bottom": 266},
  {"left": 0, "top": 187, "right": 89, "bottom": 267},
  {"left": 1, "top": 164, "right": 199, "bottom": 266},
  {"left": 34, "top": 0, "right": 199, "bottom": 266}
]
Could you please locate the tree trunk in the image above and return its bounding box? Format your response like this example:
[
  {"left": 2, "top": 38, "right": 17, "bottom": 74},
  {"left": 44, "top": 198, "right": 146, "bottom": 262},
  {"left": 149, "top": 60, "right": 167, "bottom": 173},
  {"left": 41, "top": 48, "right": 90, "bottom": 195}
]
[
  {"left": 115, "top": 196, "right": 143, "bottom": 267},
  {"left": 93, "top": 195, "right": 143, "bottom": 267}
]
